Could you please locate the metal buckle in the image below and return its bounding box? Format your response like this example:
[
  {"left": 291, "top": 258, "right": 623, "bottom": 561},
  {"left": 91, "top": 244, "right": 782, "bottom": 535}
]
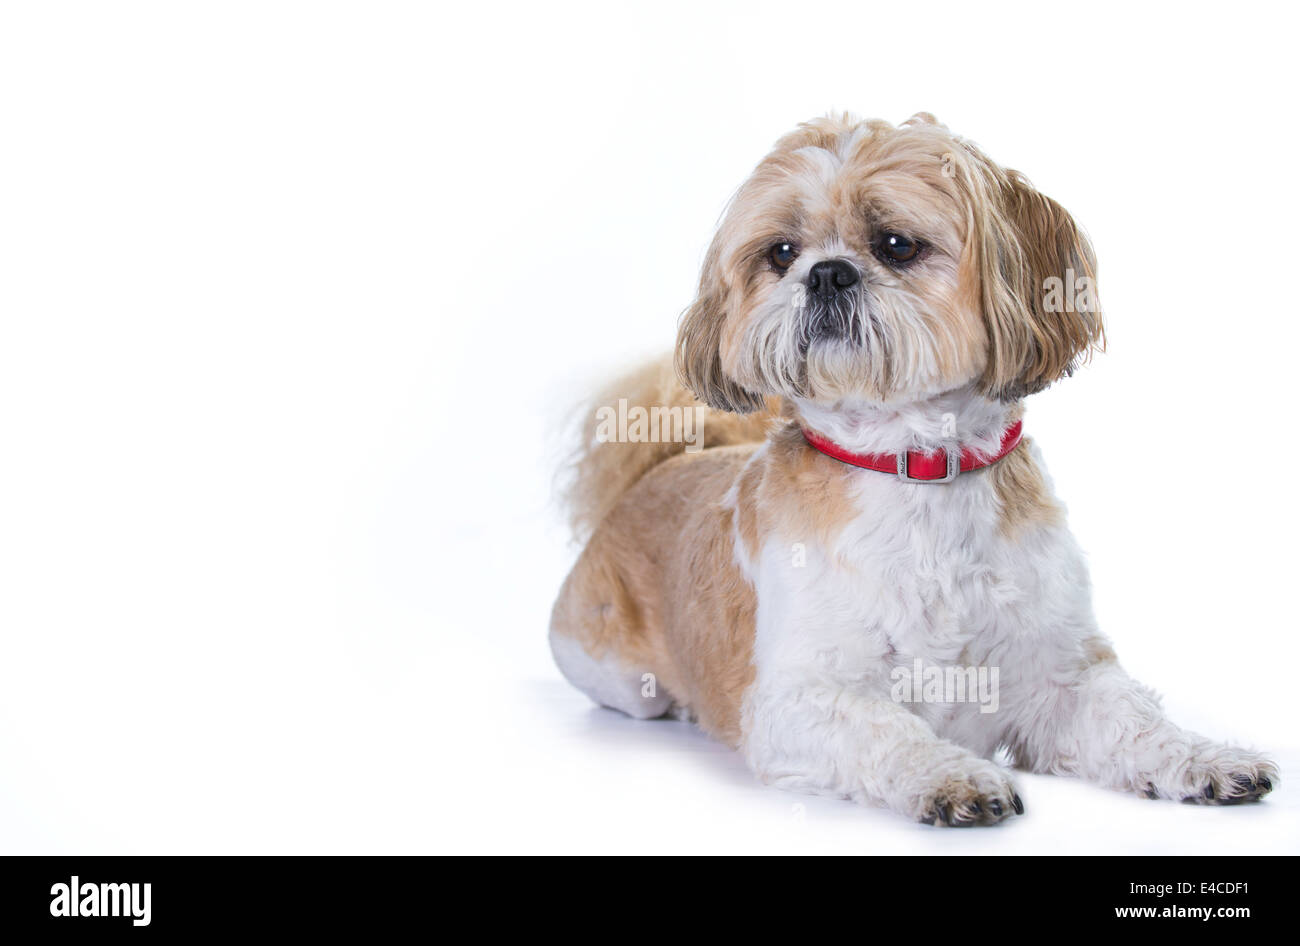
[{"left": 897, "top": 449, "right": 960, "bottom": 484}]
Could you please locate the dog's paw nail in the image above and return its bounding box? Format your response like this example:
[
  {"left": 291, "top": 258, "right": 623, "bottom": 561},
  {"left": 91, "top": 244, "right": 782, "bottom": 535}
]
[
  {"left": 1012, "top": 793, "right": 1025, "bottom": 815},
  {"left": 1143, "top": 785, "right": 1159, "bottom": 800},
  {"left": 988, "top": 799, "right": 1001, "bottom": 816},
  {"left": 1259, "top": 777, "right": 1273, "bottom": 792},
  {"left": 1205, "top": 783, "right": 1215, "bottom": 799}
]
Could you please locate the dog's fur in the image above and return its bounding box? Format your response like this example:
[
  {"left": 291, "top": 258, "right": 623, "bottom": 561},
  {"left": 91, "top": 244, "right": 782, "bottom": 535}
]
[{"left": 550, "top": 113, "right": 1277, "bottom": 825}]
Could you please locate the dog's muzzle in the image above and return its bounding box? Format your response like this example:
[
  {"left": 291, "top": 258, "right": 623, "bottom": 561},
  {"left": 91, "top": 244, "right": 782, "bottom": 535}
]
[{"left": 802, "top": 260, "right": 863, "bottom": 342}]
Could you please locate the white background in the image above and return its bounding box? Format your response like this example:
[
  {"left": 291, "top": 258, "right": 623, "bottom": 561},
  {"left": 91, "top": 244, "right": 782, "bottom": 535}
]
[{"left": 2, "top": 1, "right": 1298, "bottom": 854}]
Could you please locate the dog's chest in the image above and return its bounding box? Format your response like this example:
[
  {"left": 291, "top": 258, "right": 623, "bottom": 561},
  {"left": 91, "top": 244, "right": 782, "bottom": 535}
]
[
  {"left": 846, "top": 478, "right": 1017, "bottom": 660},
  {"left": 753, "top": 473, "right": 1044, "bottom": 677}
]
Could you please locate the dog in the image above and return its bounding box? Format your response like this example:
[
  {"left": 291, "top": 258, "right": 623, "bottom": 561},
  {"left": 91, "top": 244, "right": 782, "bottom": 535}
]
[{"left": 550, "top": 113, "right": 1277, "bottom": 825}]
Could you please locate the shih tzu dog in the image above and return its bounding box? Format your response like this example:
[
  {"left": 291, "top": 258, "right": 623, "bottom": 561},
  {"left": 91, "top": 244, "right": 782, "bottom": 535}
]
[{"left": 550, "top": 113, "right": 1277, "bottom": 825}]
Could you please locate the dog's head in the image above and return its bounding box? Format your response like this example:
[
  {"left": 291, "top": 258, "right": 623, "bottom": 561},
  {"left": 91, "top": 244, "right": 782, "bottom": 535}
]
[{"left": 676, "top": 113, "right": 1103, "bottom": 411}]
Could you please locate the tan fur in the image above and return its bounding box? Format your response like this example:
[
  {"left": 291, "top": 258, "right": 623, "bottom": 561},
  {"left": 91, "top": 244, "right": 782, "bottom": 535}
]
[
  {"left": 676, "top": 243, "right": 768, "bottom": 414},
  {"left": 990, "top": 438, "right": 1063, "bottom": 538},
  {"left": 561, "top": 355, "right": 775, "bottom": 543},
  {"left": 968, "top": 166, "right": 1106, "bottom": 399},
  {"left": 1082, "top": 635, "right": 1118, "bottom": 665},
  {"left": 734, "top": 421, "right": 864, "bottom": 562},
  {"left": 552, "top": 445, "right": 760, "bottom": 743},
  {"left": 658, "top": 454, "right": 760, "bottom": 742}
]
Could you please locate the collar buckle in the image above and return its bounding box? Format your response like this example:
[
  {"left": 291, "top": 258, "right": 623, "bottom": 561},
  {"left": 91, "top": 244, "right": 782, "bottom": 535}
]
[{"left": 897, "top": 449, "right": 960, "bottom": 484}]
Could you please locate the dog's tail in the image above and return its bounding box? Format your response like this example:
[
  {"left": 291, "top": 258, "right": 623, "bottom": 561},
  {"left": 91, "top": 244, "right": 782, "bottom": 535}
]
[{"left": 558, "top": 354, "right": 775, "bottom": 544}]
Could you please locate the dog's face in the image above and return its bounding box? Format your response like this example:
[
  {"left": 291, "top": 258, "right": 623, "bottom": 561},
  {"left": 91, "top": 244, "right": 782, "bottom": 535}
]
[{"left": 676, "top": 114, "right": 1103, "bottom": 410}]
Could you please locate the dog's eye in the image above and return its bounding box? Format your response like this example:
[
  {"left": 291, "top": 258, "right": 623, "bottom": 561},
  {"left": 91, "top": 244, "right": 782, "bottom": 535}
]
[
  {"left": 875, "top": 233, "right": 923, "bottom": 266},
  {"left": 769, "top": 242, "right": 799, "bottom": 272}
]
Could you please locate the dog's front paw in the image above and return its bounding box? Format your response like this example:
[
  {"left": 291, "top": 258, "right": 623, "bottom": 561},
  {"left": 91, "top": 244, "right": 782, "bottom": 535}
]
[
  {"left": 912, "top": 759, "right": 1024, "bottom": 827},
  {"left": 1177, "top": 761, "right": 1277, "bottom": 806},
  {"left": 1140, "top": 746, "right": 1277, "bottom": 806}
]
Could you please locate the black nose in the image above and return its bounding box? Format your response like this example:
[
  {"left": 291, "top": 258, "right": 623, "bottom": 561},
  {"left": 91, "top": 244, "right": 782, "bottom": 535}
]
[{"left": 807, "top": 259, "right": 859, "bottom": 298}]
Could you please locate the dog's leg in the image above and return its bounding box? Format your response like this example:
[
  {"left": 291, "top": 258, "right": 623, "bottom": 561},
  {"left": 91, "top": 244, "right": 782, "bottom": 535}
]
[
  {"left": 1010, "top": 659, "right": 1277, "bottom": 803},
  {"left": 549, "top": 626, "right": 673, "bottom": 719},
  {"left": 744, "top": 682, "right": 1024, "bottom": 826},
  {"left": 548, "top": 544, "right": 676, "bottom": 721}
]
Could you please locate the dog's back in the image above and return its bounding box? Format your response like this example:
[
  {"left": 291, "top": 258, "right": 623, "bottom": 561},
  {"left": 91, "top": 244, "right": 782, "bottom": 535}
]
[{"left": 559, "top": 354, "right": 773, "bottom": 545}]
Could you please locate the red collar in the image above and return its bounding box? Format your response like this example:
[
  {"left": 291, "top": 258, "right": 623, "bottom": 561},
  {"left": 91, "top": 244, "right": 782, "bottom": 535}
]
[{"left": 801, "top": 420, "right": 1023, "bottom": 483}]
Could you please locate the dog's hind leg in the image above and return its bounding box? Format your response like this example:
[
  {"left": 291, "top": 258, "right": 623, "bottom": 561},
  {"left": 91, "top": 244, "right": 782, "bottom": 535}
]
[
  {"left": 549, "top": 629, "right": 672, "bottom": 719},
  {"left": 549, "top": 555, "right": 674, "bottom": 720}
]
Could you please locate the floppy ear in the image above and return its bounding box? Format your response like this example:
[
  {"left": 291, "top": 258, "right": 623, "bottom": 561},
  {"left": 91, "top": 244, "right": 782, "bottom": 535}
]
[
  {"left": 674, "top": 243, "right": 765, "bottom": 413},
  {"left": 976, "top": 171, "right": 1104, "bottom": 400}
]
